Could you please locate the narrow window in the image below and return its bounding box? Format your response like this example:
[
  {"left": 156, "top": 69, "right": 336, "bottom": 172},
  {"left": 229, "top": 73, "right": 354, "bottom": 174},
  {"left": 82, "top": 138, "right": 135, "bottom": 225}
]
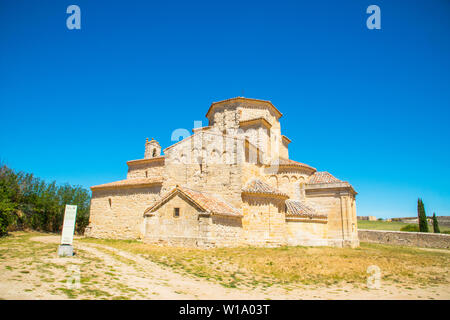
[
  {"left": 145, "top": 171, "right": 148, "bottom": 178},
  {"left": 152, "top": 149, "right": 156, "bottom": 157},
  {"left": 173, "top": 208, "right": 180, "bottom": 217},
  {"left": 108, "top": 198, "right": 112, "bottom": 208}
]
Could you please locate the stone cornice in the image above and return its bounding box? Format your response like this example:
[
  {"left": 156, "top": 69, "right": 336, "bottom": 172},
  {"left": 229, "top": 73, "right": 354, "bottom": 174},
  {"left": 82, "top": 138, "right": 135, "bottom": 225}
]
[
  {"left": 241, "top": 191, "right": 289, "bottom": 200},
  {"left": 91, "top": 178, "right": 163, "bottom": 191},
  {"left": 127, "top": 156, "right": 165, "bottom": 166},
  {"left": 239, "top": 117, "right": 272, "bottom": 129},
  {"left": 285, "top": 217, "right": 328, "bottom": 224},
  {"left": 306, "top": 182, "right": 357, "bottom": 195},
  {"left": 192, "top": 126, "right": 212, "bottom": 133},
  {"left": 281, "top": 135, "right": 291, "bottom": 144}
]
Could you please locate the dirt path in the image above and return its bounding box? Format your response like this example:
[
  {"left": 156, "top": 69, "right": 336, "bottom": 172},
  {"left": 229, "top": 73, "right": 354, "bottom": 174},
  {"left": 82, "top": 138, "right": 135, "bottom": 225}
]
[
  {"left": 2, "top": 235, "right": 440, "bottom": 300},
  {"left": 28, "top": 235, "right": 275, "bottom": 299}
]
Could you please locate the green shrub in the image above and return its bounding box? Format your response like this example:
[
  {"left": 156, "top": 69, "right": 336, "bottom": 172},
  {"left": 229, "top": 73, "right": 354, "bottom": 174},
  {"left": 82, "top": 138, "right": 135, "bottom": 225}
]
[
  {"left": 442, "top": 230, "right": 450, "bottom": 235},
  {"left": 400, "top": 224, "right": 420, "bottom": 232}
]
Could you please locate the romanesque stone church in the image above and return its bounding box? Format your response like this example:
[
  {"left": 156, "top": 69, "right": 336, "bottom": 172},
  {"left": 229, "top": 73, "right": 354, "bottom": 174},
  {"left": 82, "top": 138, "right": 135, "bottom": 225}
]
[{"left": 85, "top": 97, "right": 359, "bottom": 248}]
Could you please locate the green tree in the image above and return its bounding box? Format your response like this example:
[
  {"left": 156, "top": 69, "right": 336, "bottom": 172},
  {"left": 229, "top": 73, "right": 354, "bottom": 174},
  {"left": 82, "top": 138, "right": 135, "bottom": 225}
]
[
  {"left": 0, "top": 165, "right": 19, "bottom": 236},
  {"left": 0, "top": 163, "right": 91, "bottom": 235},
  {"left": 432, "top": 213, "right": 440, "bottom": 233},
  {"left": 417, "top": 198, "right": 429, "bottom": 233}
]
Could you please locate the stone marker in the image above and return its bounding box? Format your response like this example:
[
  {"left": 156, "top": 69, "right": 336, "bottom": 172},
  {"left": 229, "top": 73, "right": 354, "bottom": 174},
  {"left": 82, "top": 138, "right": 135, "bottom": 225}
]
[{"left": 58, "top": 204, "right": 77, "bottom": 257}]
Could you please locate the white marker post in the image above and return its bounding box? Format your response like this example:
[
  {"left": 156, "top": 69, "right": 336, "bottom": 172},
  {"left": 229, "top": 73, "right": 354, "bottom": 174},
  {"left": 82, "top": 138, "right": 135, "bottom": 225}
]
[{"left": 58, "top": 204, "right": 78, "bottom": 257}]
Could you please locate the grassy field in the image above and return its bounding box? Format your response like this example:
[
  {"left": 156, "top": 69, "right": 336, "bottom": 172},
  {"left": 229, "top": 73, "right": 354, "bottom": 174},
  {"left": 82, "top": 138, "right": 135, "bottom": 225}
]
[
  {"left": 81, "top": 237, "right": 450, "bottom": 289},
  {"left": 357, "top": 220, "right": 450, "bottom": 232},
  {"left": 1, "top": 232, "right": 449, "bottom": 299}
]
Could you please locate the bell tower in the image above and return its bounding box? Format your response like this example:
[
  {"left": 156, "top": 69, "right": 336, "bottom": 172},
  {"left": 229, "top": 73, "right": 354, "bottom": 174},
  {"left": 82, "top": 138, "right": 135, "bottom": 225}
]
[{"left": 144, "top": 138, "right": 161, "bottom": 159}]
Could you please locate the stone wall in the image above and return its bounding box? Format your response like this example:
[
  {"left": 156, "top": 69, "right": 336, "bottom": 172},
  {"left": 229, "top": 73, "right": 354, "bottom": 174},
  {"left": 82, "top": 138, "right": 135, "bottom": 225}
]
[
  {"left": 358, "top": 229, "right": 450, "bottom": 249},
  {"left": 241, "top": 194, "right": 287, "bottom": 246},
  {"left": 209, "top": 215, "right": 243, "bottom": 247},
  {"left": 127, "top": 159, "right": 164, "bottom": 179},
  {"left": 241, "top": 124, "right": 271, "bottom": 162},
  {"left": 285, "top": 219, "right": 328, "bottom": 246},
  {"left": 305, "top": 186, "right": 359, "bottom": 247},
  {"left": 144, "top": 193, "right": 208, "bottom": 246},
  {"left": 163, "top": 131, "right": 246, "bottom": 208},
  {"left": 86, "top": 185, "right": 161, "bottom": 240},
  {"left": 267, "top": 167, "right": 310, "bottom": 199},
  {"left": 280, "top": 138, "right": 289, "bottom": 159}
]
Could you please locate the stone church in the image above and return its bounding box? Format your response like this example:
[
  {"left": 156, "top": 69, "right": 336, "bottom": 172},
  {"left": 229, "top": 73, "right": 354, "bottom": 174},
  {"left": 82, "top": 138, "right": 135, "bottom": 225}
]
[{"left": 85, "top": 97, "right": 359, "bottom": 247}]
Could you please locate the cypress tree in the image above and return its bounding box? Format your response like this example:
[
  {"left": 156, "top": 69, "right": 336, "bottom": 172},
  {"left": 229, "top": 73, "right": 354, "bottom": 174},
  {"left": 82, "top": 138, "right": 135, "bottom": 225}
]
[
  {"left": 417, "top": 198, "right": 429, "bottom": 232},
  {"left": 432, "top": 213, "right": 440, "bottom": 233}
]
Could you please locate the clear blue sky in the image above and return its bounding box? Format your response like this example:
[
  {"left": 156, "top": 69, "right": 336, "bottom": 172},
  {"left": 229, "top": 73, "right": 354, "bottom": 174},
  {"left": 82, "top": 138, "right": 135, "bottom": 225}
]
[{"left": 1, "top": 0, "right": 449, "bottom": 218}]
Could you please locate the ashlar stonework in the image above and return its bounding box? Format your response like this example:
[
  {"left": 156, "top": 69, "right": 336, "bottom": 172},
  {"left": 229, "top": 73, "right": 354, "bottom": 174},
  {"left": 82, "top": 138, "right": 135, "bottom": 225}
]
[{"left": 85, "top": 97, "right": 359, "bottom": 247}]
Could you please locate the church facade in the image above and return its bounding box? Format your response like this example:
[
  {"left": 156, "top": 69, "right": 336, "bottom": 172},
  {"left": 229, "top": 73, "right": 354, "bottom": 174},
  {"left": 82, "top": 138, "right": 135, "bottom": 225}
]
[{"left": 85, "top": 97, "right": 359, "bottom": 248}]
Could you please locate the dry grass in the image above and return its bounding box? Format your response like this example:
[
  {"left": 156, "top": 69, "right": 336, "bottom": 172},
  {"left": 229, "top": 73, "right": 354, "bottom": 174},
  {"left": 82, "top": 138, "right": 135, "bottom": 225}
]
[
  {"left": 0, "top": 232, "right": 146, "bottom": 299},
  {"left": 80, "top": 238, "right": 450, "bottom": 289}
]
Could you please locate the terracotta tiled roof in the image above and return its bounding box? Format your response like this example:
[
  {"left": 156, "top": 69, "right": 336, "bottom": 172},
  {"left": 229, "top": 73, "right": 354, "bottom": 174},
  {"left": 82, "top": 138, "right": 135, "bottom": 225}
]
[
  {"left": 91, "top": 178, "right": 163, "bottom": 191},
  {"left": 308, "top": 171, "right": 343, "bottom": 184},
  {"left": 277, "top": 158, "right": 316, "bottom": 171},
  {"left": 242, "top": 179, "right": 289, "bottom": 198},
  {"left": 285, "top": 200, "right": 327, "bottom": 219},
  {"left": 144, "top": 186, "right": 242, "bottom": 217},
  {"left": 206, "top": 97, "right": 283, "bottom": 119}
]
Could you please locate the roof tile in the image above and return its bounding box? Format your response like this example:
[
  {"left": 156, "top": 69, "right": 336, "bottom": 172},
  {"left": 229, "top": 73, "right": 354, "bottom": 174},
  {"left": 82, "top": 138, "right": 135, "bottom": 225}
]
[
  {"left": 285, "top": 200, "right": 327, "bottom": 219},
  {"left": 308, "top": 171, "right": 343, "bottom": 184},
  {"left": 242, "top": 179, "right": 288, "bottom": 198},
  {"left": 277, "top": 158, "right": 316, "bottom": 171}
]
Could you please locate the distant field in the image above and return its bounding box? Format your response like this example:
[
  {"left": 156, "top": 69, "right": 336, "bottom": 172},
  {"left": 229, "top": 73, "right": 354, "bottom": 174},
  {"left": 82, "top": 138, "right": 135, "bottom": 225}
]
[{"left": 357, "top": 220, "right": 450, "bottom": 232}]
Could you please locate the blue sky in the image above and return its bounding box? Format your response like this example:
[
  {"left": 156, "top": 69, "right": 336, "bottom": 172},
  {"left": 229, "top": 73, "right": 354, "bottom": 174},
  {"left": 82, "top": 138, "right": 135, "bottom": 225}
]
[{"left": 1, "top": 0, "right": 449, "bottom": 218}]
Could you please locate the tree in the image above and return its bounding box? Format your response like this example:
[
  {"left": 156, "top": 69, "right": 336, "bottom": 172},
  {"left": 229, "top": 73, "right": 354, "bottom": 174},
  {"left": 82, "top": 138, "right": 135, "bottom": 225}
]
[
  {"left": 432, "top": 213, "right": 440, "bottom": 233},
  {"left": 0, "top": 163, "right": 91, "bottom": 235},
  {"left": 0, "top": 165, "right": 19, "bottom": 236},
  {"left": 417, "top": 198, "right": 429, "bottom": 232}
]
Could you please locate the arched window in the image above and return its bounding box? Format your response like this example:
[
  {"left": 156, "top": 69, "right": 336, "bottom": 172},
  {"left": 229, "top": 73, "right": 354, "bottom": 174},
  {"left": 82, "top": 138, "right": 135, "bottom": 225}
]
[{"left": 152, "top": 149, "right": 156, "bottom": 157}]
